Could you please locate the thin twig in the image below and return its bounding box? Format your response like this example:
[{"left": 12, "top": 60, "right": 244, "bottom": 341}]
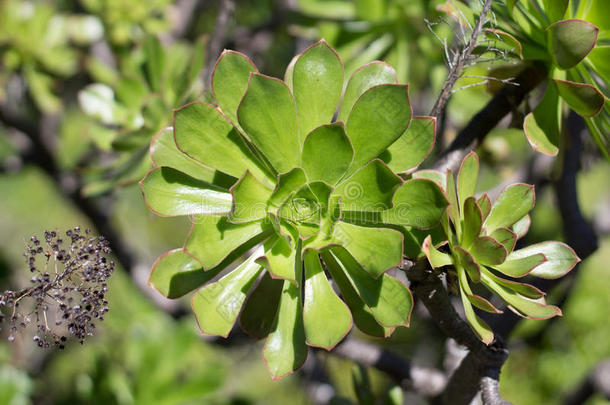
[
  {"left": 429, "top": 0, "right": 494, "bottom": 119},
  {"left": 431, "top": 61, "right": 548, "bottom": 173}
]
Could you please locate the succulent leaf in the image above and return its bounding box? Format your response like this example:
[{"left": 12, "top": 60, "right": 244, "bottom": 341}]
[
  {"left": 328, "top": 248, "right": 412, "bottom": 327},
  {"left": 291, "top": 40, "right": 344, "bottom": 140},
  {"left": 185, "top": 216, "right": 270, "bottom": 270},
  {"left": 264, "top": 279, "right": 308, "bottom": 380},
  {"left": 303, "top": 250, "right": 352, "bottom": 349},
  {"left": 149, "top": 249, "right": 221, "bottom": 299},
  {"left": 334, "top": 159, "right": 402, "bottom": 212},
  {"left": 257, "top": 236, "right": 298, "bottom": 282},
  {"left": 470, "top": 236, "right": 508, "bottom": 266},
  {"left": 553, "top": 79, "right": 606, "bottom": 118},
  {"left": 457, "top": 267, "right": 493, "bottom": 344},
  {"left": 212, "top": 50, "right": 258, "bottom": 124},
  {"left": 230, "top": 171, "right": 274, "bottom": 223},
  {"left": 379, "top": 179, "right": 448, "bottom": 228},
  {"left": 237, "top": 73, "right": 300, "bottom": 173},
  {"left": 547, "top": 19, "right": 598, "bottom": 69},
  {"left": 174, "top": 103, "right": 272, "bottom": 184},
  {"left": 524, "top": 79, "right": 561, "bottom": 155},
  {"left": 301, "top": 123, "right": 354, "bottom": 185},
  {"left": 461, "top": 197, "right": 483, "bottom": 248},
  {"left": 382, "top": 116, "right": 436, "bottom": 173},
  {"left": 509, "top": 242, "right": 580, "bottom": 279},
  {"left": 140, "top": 167, "right": 232, "bottom": 217},
  {"left": 239, "top": 272, "right": 284, "bottom": 339},
  {"left": 493, "top": 252, "right": 547, "bottom": 278},
  {"left": 323, "top": 251, "right": 394, "bottom": 337},
  {"left": 483, "top": 184, "right": 535, "bottom": 233},
  {"left": 422, "top": 236, "right": 453, "bottom": 268},
  {"left": 454, "top": 246, "right": 481, "bottom": 282},
  {"left": 150, "top": 127, "right": 222, "bottom": 184},
  {"left": 480, "top": 270, "right": 561, "bottom": 320},
  {"left": 457, "top": 152, "right": 479, "bottom": 213},
  {"left": 333, "top": 222, "right": 403, "bottom": 278},
  {"left": 345, "top": 84, "right": 412, "bottom": 172},
  {"left": 191, "top": 251, "right": 263, "bottom": 337},
  {"left": 338, "top": 61, "right": 398, "bottom": 122}
]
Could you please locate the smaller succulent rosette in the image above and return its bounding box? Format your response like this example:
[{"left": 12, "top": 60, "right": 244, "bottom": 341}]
[
  {"left": 418, "top": 152, "right": 580, "bottom": 344},
  {"left": 140, "top": 40, "right": 447, "bottom": 379}
]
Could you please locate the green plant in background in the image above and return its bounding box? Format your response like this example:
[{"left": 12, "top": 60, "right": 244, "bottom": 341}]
[
  {"left": 444, "top": 0, "right": 609, "bottom": 157},
  {"left": 140, "top": 40, "right": 448, "bottom": 379},
  {"left": 419, "top": 152, "right": 579, "bottom": 343},
  {"left": 0, "top": 0, "right": 103, "bottom": 112},
  {"left": 78, "top": 36, "right": 204, "bottom": 196},
  {"left": 80, "top": 0, "right": 173, "bottom": 46},
  {"left": 293, "top": 0, "right": 449, "bottom": 89}
]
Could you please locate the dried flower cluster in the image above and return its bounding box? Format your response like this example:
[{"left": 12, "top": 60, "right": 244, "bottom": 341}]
[{"left": 0, "top": 227, "right": 114, "bottom": 349}]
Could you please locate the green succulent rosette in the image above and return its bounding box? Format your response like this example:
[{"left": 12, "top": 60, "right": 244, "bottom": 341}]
[
  {"left": 418, "top": 152, "right": 580, "bottom": 344},
  {"left": 140, "top": 40, "right": 447, "bottom": 379}
]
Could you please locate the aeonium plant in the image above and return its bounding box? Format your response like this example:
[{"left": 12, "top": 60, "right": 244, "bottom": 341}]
[
  {"left": 139, "top": 40, "right": 448, "bottom": 379},
  {"left": 418, "top": 152, "right": 580, "bottom": 344}
]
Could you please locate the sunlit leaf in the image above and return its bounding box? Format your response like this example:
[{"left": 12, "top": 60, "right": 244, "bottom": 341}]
[
  {"left": 484, "top": 184, "right": 535, "bottom": 232},
  {"left": 382, "top": 116, "right": 436, "bottom": 173},
  {"left": 212, "top": 50, "right": 258, "bottom": 123},
  {"left": 238, "top": 73, "right": 300, "bottom": 173},
  {"left": 149, "top": 249, "right": 221, "bottom": 299},
  {"left": 524, "top": 81, "right": 561, "bottom": 155},
  {"left": 291, "top": 40, "right": 344, "bottom": 139},
  {"left": 140, "top": 167, "right": 232, "bottom": 217},
  {"left": 333, "top": 222, "right": 403, "bottom": 278},
  {"left": 328, "top": 248, "right": 412, "bottom": 327},
  {"left": 192, "top": 253, "right": 263, "bottom": 337},
  {"left": 301, "top": 123, "right": 354, "bottom": 185},
  {"left": 303, "top": 251, "right": 352, "bottom": 349},
  {"left": 345, "top": 84, "right": 411, "bottom": 172}
]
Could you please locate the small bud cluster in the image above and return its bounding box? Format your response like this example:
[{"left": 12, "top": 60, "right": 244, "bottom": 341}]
[{"left": 0, "top": 227, "right": 114, "bottom": 349}]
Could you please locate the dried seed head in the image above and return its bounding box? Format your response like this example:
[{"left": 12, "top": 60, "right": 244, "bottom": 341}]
[{"left": 0, "top": 227, "right": 114, "bottom": 349}]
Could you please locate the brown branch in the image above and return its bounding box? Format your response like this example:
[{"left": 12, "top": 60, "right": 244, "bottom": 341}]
[
  {"left": 405, "top": 260, "right": 511, "bottom": 405},
  {"left": 432, "top": 61, "right": 548, "bottom": 173},
  {"left": 429, "top": 0, "right": 493, "bottom": 119},
  {"left": 407, "top": 261, "right": 482, "bottom": 349},
  {"left": 441, "top": 345, "right": 511, "bottom": 405},
  {"left": 555, "top": 111, "right": 598, "bottom": 258},
  {"left": 481, "top": 376, "right": 513, "bottom": 405}
]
